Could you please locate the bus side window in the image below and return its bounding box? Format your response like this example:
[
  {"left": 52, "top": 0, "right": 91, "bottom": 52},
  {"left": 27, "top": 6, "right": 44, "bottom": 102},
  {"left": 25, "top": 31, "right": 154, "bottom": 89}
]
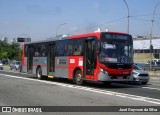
[
  {"left": 72, "top": 39, "right": 83, "bottom": 56},
  {"left": 34, "top": 44, "right": 41, "bottom": 56},
  {"left": 35, "top": 49, "right": 40, "bottom": 56},
  {"left": 73, "top": 46, "right": 79, "bottom": 55},
  {"left": 68, "top": 44, "right": 73, "bottom": 55},
  {"left": 75, "top": 46, "right": 83, "bottom": 55},
  {"left": 41, "top": 44, "right": 47, "bottom": 56},
  {"left": 56, "top": 41, "right": 65, "bottom": 56}
]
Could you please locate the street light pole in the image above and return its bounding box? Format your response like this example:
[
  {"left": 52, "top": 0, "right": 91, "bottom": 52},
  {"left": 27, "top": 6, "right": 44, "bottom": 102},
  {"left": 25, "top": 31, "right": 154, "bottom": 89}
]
[
  {"left": 123, "top": 0, "right": 130, "bottom": 34},
  {"left": 150, "top": 1, "right": 160, "bottom": 70},
  {"left": 56, "top": 23, "right": 67, "bottom": 37}
]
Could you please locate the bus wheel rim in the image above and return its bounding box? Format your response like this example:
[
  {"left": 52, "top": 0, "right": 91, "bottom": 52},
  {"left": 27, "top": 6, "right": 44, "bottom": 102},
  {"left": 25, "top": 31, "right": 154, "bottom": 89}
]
[
  {"left": 37, "top": 70, "right": 41, "bottom": 78},
  {"left": 76, "top": 74, "right": 82, "bottom": 82}
]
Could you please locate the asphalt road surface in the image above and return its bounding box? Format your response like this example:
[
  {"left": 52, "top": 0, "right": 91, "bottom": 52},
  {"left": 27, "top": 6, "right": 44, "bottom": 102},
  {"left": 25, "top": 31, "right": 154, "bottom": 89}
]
[{"left": 0, "top": 68, "right": 160, "bottom": 115}]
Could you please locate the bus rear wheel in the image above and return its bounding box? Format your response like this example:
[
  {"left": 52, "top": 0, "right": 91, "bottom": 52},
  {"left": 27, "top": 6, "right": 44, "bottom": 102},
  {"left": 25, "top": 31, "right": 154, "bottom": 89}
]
[
  {"left": 36, "top": 67, "right": 43, "bottom": 80},
  {"left": 74, "top": 70, "right": 83, "bottom": 85}
]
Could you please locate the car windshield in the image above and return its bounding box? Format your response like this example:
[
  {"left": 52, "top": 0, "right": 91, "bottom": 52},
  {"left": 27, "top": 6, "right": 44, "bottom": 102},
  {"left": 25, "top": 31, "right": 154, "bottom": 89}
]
[
  {"left": 134, "top": 65, "right": 141, "bottom": 70},
  {"left": 16, "top": 62, "right": 21, "bottom": 64},
  {"left": 135, "top": 63, "right": 145, "bottom": 67}
]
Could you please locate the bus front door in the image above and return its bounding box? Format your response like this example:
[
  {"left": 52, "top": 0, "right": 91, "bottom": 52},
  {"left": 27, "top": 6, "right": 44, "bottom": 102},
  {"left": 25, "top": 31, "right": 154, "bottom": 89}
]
[
  {"left": 85, "top": 39, "right": 96, "bottom": 79},
  {"left": 28, "top": 47, "right": 34, "bottom": 74},
  {"left": 48, "top": 43, "right": 55, "bottom": 76}
]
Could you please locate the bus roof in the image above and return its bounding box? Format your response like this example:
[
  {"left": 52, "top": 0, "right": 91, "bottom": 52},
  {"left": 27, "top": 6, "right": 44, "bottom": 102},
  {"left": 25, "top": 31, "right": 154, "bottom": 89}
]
[
  {"left": 24, "top": 36, "right": 70, "bottom": 45},
  {"left": 24, "top": 31, "right": 129, "bottom": 45},
  {"left": 70, "top": 32, "right": 101, "bottom": 39},
  {"left": 70, "top": 31, "right": 128, "bottom": 39}
]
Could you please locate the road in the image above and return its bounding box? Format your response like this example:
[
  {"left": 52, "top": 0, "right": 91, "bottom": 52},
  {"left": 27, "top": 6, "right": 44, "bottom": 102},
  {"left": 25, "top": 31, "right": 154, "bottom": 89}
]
[{"left": 0, "top": 67, "right": 160, "bottom": 114}]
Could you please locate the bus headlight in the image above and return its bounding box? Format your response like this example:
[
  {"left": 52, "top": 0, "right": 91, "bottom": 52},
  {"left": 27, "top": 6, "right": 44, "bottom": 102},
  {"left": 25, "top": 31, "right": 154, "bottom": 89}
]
[
  {"left": 100, "top": 68, "right": 104, "bottom": 72},
  {"left": 99, "top": 68, "right": 108, "bottom": 76}
]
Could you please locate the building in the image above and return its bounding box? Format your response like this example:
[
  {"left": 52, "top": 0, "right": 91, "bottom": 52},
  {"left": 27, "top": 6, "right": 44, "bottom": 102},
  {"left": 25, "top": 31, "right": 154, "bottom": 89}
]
[
  {"left": 1, "top": 36, "right": 8, "bottom": 43},
  {"left": 133, "top": 37, "right": 160, "bottom": 63},
  {"left": 12, "top": 38, "right": 16, "bottom": 43}
]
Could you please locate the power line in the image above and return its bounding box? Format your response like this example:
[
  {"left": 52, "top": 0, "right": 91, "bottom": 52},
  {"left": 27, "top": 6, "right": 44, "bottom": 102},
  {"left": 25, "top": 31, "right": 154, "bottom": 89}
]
[
  {"left": 154, "top": 20, "right": 160, "bottom": 24},
  {"left": 68, "top": 17, "right": 128, "bottom": 35},
  {"left": 67, "top": 15, "right": 159, "bottom": 35},
  {"left": 131, "top": 13, "right": 154, "bottom": 17},
  {"left": 128, "top": 12, "right": 160, "bottom": 18},
  {"left": 131, "top": 17, "right": 151, "bottom": 22},
  {"left": 123, "top": 0, "right": 130, "bottom": 34}
]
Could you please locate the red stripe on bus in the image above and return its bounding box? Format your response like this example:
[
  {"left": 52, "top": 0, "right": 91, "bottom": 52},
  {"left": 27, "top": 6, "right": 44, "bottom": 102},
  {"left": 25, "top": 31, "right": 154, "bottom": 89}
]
[
  {"left": 33, "top": 64, "right": 47, "bottom": 67},
  {"left": 55, "top": 66, "right": 68, "bottom": 68}
]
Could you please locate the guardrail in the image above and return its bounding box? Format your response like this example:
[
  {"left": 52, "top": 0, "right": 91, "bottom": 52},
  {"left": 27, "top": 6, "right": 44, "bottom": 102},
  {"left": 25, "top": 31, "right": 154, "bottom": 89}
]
[
  {"left": 141, "top": 65, "right": 160, "bottom": 71},
  {"left": 148, "top": 71, "right": 160, "bottom": 77}
]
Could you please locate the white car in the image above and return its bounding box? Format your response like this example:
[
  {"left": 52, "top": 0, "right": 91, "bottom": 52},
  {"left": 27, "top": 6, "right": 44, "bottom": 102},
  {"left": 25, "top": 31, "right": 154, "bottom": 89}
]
[
  {"left": 132, "top": 65, "right": 149, "bottom": 85},
  {"left": 10, "top": 61, "right": 21, "bottom": 70},
  {"left": 0, "top": 62, "right": 3, "bottom": 70}
]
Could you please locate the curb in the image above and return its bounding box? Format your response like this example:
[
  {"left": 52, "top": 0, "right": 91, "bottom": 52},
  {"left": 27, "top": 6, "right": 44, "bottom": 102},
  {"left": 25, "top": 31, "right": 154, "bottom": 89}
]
[{"left": 150, "top": 77, "right": 160, "bottom": 80}]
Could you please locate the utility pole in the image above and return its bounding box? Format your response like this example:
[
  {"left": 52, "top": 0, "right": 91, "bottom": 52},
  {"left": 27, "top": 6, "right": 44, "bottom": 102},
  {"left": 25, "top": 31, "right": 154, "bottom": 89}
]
[
  {"left": 123, "top": 0, "right": 130, "bottom": 34},
  {"left": 150, "top": 1, "right": 160, "bottom": 70}
]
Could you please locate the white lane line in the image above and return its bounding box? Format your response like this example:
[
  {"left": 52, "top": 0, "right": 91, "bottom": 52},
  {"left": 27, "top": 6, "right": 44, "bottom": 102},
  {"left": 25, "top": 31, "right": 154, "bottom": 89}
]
[
  {"left": 1, "top": 73, "right": 160, "bottom": 105},
  {"left": 142, "top": 87, "right": 160, "bottom": 91}
]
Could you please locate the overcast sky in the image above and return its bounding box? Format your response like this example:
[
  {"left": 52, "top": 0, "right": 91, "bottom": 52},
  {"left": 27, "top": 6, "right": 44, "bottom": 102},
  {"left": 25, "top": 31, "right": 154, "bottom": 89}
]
[{"left": 0, "top": 0, "right": 160, "bottom": 41}]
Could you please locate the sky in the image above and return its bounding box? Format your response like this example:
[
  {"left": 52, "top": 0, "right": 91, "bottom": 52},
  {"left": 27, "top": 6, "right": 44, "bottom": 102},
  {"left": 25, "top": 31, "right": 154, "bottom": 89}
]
[{"left": 0, "top": 0, "right": 160, "bottom": 41}]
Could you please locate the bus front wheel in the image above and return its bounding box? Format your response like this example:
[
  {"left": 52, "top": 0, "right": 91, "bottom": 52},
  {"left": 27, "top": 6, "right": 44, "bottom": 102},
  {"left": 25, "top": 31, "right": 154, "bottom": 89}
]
[
  {"left": 36, "top": 67, "right": 42, "bottom": 80},
  {"left": 74, "top": 70, "right": 83, "bottom": 85}
]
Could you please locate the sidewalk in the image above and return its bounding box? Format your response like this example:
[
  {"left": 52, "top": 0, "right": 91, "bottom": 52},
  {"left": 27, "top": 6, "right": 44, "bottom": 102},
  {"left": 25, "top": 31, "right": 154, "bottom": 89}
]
[
  {"left": 148, "top": 71, "right": 160, "bottom": 77},
  {"left": 3, "top": 65, "right": 9, "bottom": 68},
  {"left": 2, "top": 65, "right": 10, "bottom": 70}
]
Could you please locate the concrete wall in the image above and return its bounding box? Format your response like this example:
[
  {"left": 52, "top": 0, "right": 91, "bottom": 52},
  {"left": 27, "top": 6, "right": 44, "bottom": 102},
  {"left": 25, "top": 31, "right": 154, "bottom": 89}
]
[{"left": 134, "top": 53, "right": 153, "bottom": 63}]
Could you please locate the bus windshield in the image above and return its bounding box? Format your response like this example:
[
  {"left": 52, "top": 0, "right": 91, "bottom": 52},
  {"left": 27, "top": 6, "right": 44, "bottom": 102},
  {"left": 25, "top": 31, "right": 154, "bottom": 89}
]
[{"left": 99, "top": 33, "right": 133, "bottom": 64}]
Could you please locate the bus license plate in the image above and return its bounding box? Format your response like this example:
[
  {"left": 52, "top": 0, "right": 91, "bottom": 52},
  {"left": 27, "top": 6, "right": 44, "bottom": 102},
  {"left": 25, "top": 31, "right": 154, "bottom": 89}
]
[{"left": 117, "top": 76, "right": 123, "bottom": 79}]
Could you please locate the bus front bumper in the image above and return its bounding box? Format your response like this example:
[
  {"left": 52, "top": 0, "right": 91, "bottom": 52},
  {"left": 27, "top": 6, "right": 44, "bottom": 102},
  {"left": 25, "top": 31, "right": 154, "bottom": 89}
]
[{"left": 98, "top": 71, "right": 133, "bottom": 82}]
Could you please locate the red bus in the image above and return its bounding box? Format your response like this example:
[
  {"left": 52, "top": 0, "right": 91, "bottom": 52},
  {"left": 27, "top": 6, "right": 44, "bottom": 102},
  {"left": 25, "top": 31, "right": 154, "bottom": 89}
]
[{"left": 20, "top": 31, "right": 133, "bottom": 85}]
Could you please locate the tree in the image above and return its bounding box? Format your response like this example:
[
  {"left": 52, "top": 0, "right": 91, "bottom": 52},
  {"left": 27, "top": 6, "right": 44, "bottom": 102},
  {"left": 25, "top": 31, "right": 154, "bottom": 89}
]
[{"left": 0, "top": 40, "right": 21, "bottom": 61}]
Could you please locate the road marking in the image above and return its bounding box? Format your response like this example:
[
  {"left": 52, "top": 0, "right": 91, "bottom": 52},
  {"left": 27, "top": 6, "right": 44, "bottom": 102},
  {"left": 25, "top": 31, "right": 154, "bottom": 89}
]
[
  {"left": 142, "top": 87, "right": 160, "bottom": 91},
  {"left": 1, "top": 73, "right": 160, "bottom": 105}
]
